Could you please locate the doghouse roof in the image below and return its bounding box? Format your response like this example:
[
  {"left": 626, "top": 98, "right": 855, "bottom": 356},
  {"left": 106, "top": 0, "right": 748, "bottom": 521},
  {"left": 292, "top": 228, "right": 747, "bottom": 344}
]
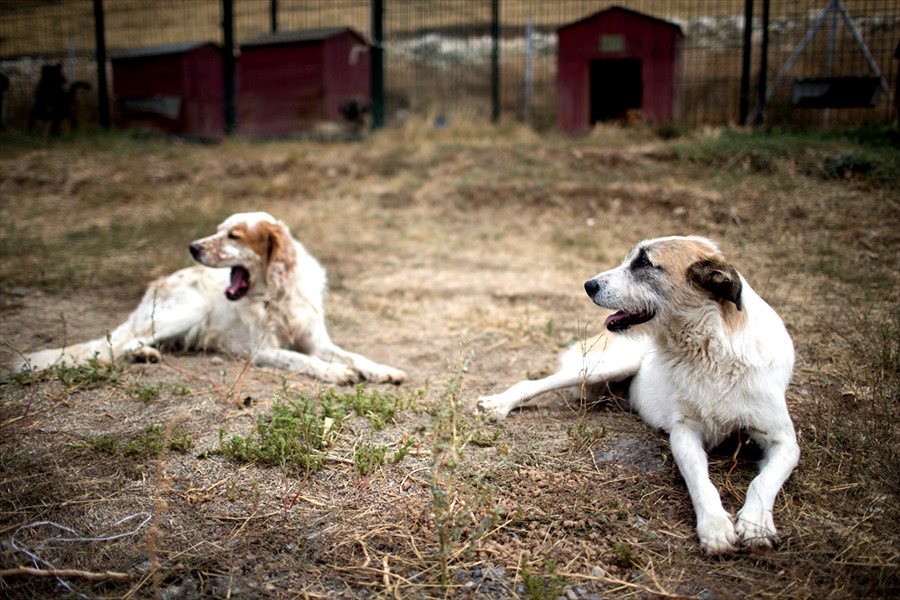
[
  {"left": 558, "top": 5, "right": 683, "bottom": 36},
  {"left": 111, "top": 41, "right": 219, "bottom": 60},
  {"left": 241, "top": 27, "right": 368, "bottom": 48}
]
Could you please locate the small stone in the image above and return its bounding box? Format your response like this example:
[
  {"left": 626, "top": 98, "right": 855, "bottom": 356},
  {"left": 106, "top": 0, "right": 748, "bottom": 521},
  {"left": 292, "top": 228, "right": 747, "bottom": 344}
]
[{"left": 590, "top": 566, "right": 609, "bottom": 579}]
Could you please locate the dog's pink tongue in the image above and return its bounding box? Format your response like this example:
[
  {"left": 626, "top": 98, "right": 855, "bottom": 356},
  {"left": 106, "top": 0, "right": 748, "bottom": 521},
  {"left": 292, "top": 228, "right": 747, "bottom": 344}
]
[
  {"left": 225, "top": 267, "right": 250, "bottom": 300},
  {"left": 604, "top": 311, "right": 628, "bottom": 328}
]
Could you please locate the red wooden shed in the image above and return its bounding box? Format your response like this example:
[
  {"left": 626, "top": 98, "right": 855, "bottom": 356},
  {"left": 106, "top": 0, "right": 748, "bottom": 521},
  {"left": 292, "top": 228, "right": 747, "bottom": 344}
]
[
  {"left": 557, "top": 6, "right": 683, "bottom": 133},
  {"left": 238, "top": 28, "right": 370, "bottom": 137},
  {"left": 111, "top": 42, "right": 224, "bottom": 139}
]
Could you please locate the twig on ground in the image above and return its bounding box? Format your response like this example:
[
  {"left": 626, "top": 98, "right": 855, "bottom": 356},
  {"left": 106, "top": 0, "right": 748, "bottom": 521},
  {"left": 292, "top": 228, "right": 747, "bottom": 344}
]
[{"left": 0, "top": 566, "right": 132, "bottom": 581}]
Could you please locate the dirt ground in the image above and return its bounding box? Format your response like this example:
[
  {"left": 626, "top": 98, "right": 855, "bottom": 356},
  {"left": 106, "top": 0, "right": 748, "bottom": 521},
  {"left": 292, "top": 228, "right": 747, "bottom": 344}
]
[{"left": 0, "top": 124, "right": 898, "bottom": 599}]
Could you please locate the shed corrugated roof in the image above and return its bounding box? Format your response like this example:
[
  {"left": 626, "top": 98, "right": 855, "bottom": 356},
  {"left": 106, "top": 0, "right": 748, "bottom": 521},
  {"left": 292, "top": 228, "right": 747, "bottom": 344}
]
[
  {"left": 241, "top": 27, "right": 367, "bottom": 48},
  {"left": 111, "top": 41, "right": 218, "bottom": 60}
]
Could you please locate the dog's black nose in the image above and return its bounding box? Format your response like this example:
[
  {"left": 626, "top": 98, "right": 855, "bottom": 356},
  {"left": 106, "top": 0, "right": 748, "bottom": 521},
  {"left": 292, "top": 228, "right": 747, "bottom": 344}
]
[
  {"left": 189, "top": 243, "right": 202, "bottom": 260},
  {"left": 584, "top": 279, "right": 600, "bottom": 297}
]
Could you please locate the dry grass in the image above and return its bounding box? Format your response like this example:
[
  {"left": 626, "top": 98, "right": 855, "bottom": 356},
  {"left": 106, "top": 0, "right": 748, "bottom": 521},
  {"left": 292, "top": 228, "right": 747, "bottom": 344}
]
[{"left": 0, "top": 122, "right": 898, "bottom": 598}]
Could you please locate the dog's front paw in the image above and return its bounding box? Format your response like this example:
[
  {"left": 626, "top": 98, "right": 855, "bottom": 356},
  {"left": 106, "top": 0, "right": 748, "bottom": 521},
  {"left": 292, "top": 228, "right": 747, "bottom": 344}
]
[
  {"left": 129, "top": 346, "right": 161, "bottom": 364},
  {"left": 697, "top": 511, "right": 739, "bottom": 554},
  {"left": 321, "top": 363, "right": 360, "bottom": 385},
  {"left": 476, "top": 394, "right": 515, "bottom": 421},
  {"left": 362, "top": 366, "right": 407, "bottom": 385},
  {"left": 735, "top": 507, "right": 779, "bottom": 549}
]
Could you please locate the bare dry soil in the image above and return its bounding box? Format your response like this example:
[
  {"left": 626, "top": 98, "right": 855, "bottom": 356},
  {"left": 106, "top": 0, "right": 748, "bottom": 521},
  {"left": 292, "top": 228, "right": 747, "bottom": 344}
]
[{"left": 0, "top": 125, "right": 898, "bottom": 599}]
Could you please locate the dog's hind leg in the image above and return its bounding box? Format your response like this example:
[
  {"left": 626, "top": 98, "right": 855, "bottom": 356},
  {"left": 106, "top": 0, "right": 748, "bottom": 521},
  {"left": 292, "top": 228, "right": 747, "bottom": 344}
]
[
  {"left": 315, "top": 343, "right": 407, "bottom": 384},
  {"left": 478, "top": 334, "right": 646, "bottom": 420},
  {"left": 15, "top": 284, "right": 208, "bottom": 373},
  {"left": 254, "top": 348, "right": 359, "bottom": 384}
]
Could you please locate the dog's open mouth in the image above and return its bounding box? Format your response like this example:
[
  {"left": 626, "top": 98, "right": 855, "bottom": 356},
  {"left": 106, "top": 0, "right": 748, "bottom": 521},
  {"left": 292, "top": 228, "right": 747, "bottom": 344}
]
[
  {"left": 604, "top": 309, "right": 655, "bottom": 332},
  {"left": 225, "top": 266, "right": 250, "bottom": 301}
]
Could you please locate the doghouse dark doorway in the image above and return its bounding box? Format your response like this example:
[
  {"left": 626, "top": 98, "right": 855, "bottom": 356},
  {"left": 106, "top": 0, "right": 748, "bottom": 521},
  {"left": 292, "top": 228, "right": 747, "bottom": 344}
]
[{"left": 590, "top": 58, "right": 643, "bottom": 122}]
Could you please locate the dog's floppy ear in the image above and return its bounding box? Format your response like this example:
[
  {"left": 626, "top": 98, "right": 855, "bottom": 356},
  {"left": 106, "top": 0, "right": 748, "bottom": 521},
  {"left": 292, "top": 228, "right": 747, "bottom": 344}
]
[
  {"left": 687, "top": 259, "right": 743, "bottom": 310},
  {"left": 259, "top": 220, "right": 297, "bottom": 291}
]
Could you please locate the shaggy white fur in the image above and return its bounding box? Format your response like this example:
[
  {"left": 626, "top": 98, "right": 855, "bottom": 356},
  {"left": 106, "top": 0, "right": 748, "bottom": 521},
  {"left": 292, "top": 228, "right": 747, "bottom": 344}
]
[
  {"left": 479, "top": 236, "right": 799, "bottom": 554},
  {"left": 15, "top": 212, "right": 406, "bottom": 385}
]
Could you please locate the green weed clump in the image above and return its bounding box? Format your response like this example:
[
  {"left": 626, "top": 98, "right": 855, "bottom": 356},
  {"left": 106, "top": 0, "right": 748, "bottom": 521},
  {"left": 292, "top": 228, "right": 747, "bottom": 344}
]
[
  {"left": 124, "top": 424, "right": 193, "bottom": 457},
  {"left": 429, "top": 358, "right": 502, "bottom": 588},
  {"left": 566, "top": 418, "right": 607, "bottom": 451},
  {"left": 520, "top": 558, "right": 566, "bottom": 600},
  {"left": 353, "top": 442, "right": 387, "bottom": 476},
  {"left": 75, "top": 424, "right": 192, "bottom": 460},
  {"left": 217, "top": 385, "right": 418, "bottom": 476},
  {"left": 2, "top": 356, "right": 124, "bottom": 389}
]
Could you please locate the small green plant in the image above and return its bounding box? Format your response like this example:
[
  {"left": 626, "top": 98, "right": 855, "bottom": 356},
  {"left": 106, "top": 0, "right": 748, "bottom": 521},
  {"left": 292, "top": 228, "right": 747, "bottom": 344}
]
[
  {"left": 613, "top": 542, "right": 639, "bottom": 568},
  {"left": 57, "top": 357, "right": 123, "bottom": 388},
  {"left": 168, "top": 431, "right": 193, "bottom": 453},
  {"left": 217, "top": 395, "right": 339, "bottom": 475},
  {"left": 124, "top": 424, "right": 166, "bottom": 456},
  {"left": 122, "top": 424, "right": 192, "bottom": 457},
  {"left": 346, "top": 384, "right": 405, "bottom": 430},
  {"left": 217, "top": 387, "right": 419, "bottom": 475},
  {"left": 469, "top": 426, "right": 501, "bottom": 448},
  {"left": 430, "top": 354, "right": 501, "bottom": 588},
  {"left": 128, "top": 382, "right": 162, "bottom": 403},
  {"left": 566, "top": 418, "right": 606, "bottom": 451},
  {"left": 520, "top": 558, "right": 566, "bottom": 600},
  {"left": 88, "top": 434, "right": 118, "bottom": 454},
  {"left": 391, "top": 436, "right": 417, "bottom": 463},
  {"left": 353, "top": 442, "right": 387, "bottom": 476}
]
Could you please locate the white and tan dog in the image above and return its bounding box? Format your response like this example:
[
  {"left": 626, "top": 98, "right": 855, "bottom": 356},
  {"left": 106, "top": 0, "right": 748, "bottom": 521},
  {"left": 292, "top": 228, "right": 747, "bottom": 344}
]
[
  {"left": 15, "top": 212, "right": 406, "bottom": 385},
  {"left": 479, "top": 236, "right": 799, "bottom": 554}
]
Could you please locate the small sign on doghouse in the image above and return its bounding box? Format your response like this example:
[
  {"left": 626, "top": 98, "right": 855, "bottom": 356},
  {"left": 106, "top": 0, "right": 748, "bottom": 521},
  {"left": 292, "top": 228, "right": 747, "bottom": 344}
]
[
  {"left": 792, "top": 77, "right": 881, "bottom": 109},
  {"left": 120, "top": 95, "right": 182, "bottom": 119}
]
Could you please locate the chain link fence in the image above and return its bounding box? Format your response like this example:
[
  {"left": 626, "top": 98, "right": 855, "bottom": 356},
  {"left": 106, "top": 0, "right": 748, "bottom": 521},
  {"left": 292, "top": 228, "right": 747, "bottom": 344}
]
[{"left": 1, "top": 0, "right": 897, "bottom": 134}]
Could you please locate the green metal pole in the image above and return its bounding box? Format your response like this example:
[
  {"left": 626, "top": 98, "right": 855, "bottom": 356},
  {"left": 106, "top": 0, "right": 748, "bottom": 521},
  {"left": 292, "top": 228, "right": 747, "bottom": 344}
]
[
  {"left": 371, "top": 0, "right": 384, "bottom": 129},
  {"left": 491, "top": 0, "right": 500, "bottom": 123},
  {"left": 222, "top": 0, "right": 236, "bottom": 134},
  {"left": 739, "top": 0, "right": 753, "bottom": 125},
  {"left": 491, "top": 0, "right": 500, "bottom": 122},
  {"left": 93, "top": 0, "right": 110, "bottom": 129}
]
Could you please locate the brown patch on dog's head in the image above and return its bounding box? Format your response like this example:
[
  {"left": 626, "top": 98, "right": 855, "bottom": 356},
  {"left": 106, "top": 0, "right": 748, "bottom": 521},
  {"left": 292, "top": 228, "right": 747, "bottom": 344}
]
[
  {"left": 641, "top": 237, "right": 722, "bottom": 277},
  {"left": 196, "top": 213, "right": 298, "bottom": 300},
  {"left": 223, "top": 220, "right": 296, "bottom": 271},
  {"left": 635, "top": 237, "right": 747, "bottom": 331}
]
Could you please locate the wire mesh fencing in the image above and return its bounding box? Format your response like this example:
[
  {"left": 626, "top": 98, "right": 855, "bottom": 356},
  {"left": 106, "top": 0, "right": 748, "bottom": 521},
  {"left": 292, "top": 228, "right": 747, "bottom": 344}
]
[{"left": 0, "top": 0, "right": 897, "bottom": 134}]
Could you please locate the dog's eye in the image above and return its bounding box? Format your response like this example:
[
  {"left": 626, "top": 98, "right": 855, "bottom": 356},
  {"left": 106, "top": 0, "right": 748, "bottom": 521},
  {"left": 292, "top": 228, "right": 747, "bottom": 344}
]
[
  {"left": 227, "top": 231, "right": 240, "bottom": 240},
  {"left": 632, "top": 252, "right": 653, "bottom": 270}
]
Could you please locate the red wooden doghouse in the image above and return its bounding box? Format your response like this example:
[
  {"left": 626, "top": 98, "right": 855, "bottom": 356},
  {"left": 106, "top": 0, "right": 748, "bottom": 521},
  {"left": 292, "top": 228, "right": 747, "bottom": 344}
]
[
  {"left": 111, "top": 42, "right": 225, "bottom": 139},
  {"left": 238, "top": 28, "right": 370, "bottom": 137},
  {"left": 557, "top": 6, "right": 683, "bottom": 133}
]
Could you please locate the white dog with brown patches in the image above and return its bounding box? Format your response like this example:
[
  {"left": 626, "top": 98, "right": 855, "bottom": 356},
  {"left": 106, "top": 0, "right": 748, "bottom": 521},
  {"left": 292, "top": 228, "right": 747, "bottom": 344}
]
[
  {"left": 15, "top": 212, "right": 406, "bottom": 385},
  {"left": 478, "top": 236, "right": 799, "bottom": 554}
]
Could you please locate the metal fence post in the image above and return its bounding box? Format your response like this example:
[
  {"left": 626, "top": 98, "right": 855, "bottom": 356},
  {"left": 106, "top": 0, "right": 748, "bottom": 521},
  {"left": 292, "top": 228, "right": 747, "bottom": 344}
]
[
  {"left": 756, "top": 0, "right": 770, "bottom": 126},
  {"left": 739, "top": 0, "right": 753, "bottom": 125},
  {"left": 92, "top": 0, "right": 110, "bottom": 129},
  {"left": 222, "top": 0, "right": 236, "bottom": 134},
  {"left": 491, "top": 0, "right": 500, "bottom": 122},
  {"left": 371, "top": 0, "right": 384, "bottom": 129}
]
